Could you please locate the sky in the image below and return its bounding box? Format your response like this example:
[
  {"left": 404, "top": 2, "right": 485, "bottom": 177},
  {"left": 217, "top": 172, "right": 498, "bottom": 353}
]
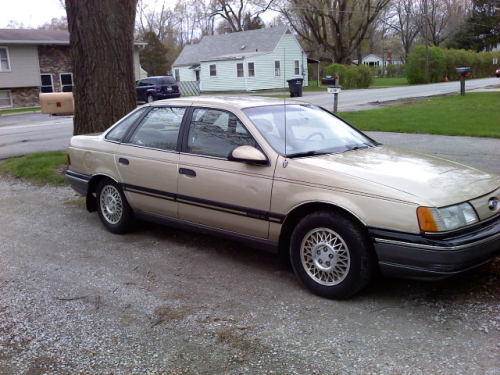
[{"left": 0, "top": 0, "right": 67, "bottom": 28}]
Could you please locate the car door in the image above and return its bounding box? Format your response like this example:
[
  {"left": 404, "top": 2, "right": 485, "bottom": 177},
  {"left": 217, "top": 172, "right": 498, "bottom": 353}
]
[
  {"left": 178, "top": 107, "right": 275, "bottom": 238},
  {"left": 115, "top": 106, "right": 186, "bottom": 218}
]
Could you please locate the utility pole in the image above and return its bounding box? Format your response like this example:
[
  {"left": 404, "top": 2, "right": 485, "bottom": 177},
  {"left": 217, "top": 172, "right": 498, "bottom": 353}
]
[{"left": 424, "top": 0, "right": 429, "bottom": 84}]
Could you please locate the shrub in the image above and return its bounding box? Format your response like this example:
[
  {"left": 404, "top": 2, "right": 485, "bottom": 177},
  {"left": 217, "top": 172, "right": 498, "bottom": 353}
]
[
  {"left": 407, "top": 45, "right": 447, "bottom": 84},
  {"left": 325, "top": 63, "right": 374, "bottom": 89}
]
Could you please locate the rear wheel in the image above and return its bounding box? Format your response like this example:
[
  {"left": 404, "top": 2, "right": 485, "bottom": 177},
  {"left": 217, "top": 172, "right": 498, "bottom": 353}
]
[
  {"left": 96, "top": 179, "right": 134, "bottom": 234},
  {"left": 290, "top": 211, "right": 375, "bottom": 299},
  {"left": 146, "top": 93, "right": 154, "bottom": 103}
]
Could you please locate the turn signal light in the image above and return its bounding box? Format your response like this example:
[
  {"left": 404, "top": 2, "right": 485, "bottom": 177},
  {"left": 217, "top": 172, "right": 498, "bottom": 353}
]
[{"left": 417, "top": 207, "right": 438, "bottom": 232}]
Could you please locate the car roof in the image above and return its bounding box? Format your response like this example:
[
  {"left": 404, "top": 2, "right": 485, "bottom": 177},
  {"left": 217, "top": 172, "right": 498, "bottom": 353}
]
[{"left": 150, "top": 95, "right": 305, "bottom": 110}]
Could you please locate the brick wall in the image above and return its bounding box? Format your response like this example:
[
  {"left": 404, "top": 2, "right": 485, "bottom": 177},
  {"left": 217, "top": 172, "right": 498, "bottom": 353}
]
[
  {"left": 10, "top": 87, "right": 40, "bottom": 108},
  {"left": 38, "top": 45, "right": 72, "bottom": 92}
]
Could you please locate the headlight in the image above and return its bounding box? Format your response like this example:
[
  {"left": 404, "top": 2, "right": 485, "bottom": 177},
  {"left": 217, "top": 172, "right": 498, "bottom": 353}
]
[{"left": 417, "top": 203, "right": 478, "bottom": 232}]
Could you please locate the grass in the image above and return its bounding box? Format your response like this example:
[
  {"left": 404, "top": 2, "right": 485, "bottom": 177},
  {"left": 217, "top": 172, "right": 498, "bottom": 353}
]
[
  {"left": 0, "top": 107, "right": 41, "bottom": 115},
  {"left": 338, "top": 92, "right": 500, "bottom": 138},
  {"left": 0, "top": 151, "right": 68, "bottom": 185},
  {"left": 371, "top": 77, "right": 409, "bottom": 88}
]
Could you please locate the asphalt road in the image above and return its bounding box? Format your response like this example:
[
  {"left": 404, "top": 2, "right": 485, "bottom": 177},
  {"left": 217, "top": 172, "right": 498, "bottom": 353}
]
[
  {"left": 0, "top": 78, "right": 499, "bottom": 171},
  {"left": 293, "top": 76, "right": 500, "bottom": 111}
]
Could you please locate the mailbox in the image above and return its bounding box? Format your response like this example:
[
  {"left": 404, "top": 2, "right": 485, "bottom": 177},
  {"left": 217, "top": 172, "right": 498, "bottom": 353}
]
[
  {"left": 322, "top": 75, "right": 338, "bottom": 86},
  {"left": 455, "top": 67, "right": 471, "bottom": 75},
  {"left": 39, "top": 92, "right": 74, "bottom": 115}
]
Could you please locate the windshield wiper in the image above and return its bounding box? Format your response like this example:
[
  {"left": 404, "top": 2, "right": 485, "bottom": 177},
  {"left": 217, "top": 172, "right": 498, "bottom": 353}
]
[
  {"left": 287, "top": 150, "right": 331, "bottom": 158},
  {"left": 345, "top": 143, "right": 372, "bottom": 152}
]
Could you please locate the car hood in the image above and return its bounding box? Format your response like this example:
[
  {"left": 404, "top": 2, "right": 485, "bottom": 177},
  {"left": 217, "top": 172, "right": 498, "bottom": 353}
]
[{"left": 296, "top": 145, "right": 500, "bottom": 207}]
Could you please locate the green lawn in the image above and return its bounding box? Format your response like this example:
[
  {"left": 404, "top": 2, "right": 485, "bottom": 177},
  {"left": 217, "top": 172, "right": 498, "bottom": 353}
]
[
  {"left": 0, "top": 151, "right": 67, "bottom": 185},
  {"left": 338, "top": 92, "right": 500, "bottom": 138},
  {"left": 0, "top": 107, "right": 41, "bottom": 115},
  {"left": 371, "top": 77, "right": 409, "bottom": 88}
]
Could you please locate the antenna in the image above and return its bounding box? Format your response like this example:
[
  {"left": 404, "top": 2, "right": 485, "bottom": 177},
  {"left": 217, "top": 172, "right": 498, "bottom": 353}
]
[{"left": 283, "top": 48, "right": 288, "bottom": 168}]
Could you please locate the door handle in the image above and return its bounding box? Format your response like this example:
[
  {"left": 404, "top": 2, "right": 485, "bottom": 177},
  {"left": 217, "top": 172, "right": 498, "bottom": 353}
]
[
  {"left": 119, "top": 158, "right": 129, "bottom": 165},
  {"left": 179, "top": 168, "right": 196, "bottom": 177}
]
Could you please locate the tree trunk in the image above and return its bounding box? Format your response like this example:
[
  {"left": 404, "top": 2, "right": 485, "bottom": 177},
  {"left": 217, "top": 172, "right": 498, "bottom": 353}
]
[{"left": 65, "top": 0, "right": 138, "bottom": 135}]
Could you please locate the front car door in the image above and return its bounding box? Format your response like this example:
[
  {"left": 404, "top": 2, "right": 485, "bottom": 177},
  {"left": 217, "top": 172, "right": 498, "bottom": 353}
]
[
  {"left": 115, "top": 106, "right": 186, "bottom": 218},
  {"left": 178, "top": 107, "right": 275, "bottom": 238}
]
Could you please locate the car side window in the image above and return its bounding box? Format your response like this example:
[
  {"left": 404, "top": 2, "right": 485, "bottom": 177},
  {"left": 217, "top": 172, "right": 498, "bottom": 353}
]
[
  {"left": 128, "top": 107, "right": 185, "bottom": 151},
  {"left": 105, "top": 108, "right": 146, "bottom": 142},
  {"left": 187, "top": 108, "right": 256, "bottom": 158}
]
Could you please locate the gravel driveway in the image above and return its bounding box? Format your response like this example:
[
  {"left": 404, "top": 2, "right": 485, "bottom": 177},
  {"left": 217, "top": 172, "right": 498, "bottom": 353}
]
[{"left": 1, "top": 177, "right": 499, "bottom": 374}]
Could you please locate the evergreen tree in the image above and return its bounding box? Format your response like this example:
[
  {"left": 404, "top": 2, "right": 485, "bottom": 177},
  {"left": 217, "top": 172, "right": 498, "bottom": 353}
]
[{"left": 139, "top": 31, "right": 170, "bottom": 76}]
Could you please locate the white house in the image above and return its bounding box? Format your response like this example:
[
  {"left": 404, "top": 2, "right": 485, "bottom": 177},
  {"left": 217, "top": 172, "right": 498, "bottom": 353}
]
[
  {"left": 353, "top": 53, "right": 404, "bottom": 67},
  {"left": 172, "top": 27, "right": 309, "bottom": 92}
]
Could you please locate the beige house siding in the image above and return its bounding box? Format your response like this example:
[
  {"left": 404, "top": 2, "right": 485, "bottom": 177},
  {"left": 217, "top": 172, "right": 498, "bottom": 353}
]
[{"left": 0, "top": 45, "right": 40, "bottom": 88}]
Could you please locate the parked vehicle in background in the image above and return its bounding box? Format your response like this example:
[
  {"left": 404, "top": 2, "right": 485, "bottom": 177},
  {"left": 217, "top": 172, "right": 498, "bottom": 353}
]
[
  {"left": 136, "top": 76, "right": 181, "bottom": 103},
  {"left": 65, "top": 97, "right": 500, "bottom": 299},
  {"left": 495, "top": 68, "right": 500, "bottom": 78}
]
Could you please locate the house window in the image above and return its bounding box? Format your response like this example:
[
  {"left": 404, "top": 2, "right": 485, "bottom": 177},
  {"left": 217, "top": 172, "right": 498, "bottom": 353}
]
[
  {"left": 40, "top": 74, "right": 54, "bottom": 93},
  {"left": 236, "top": 63, "right": 244, "bottom": 78},
  {"left": 0, "top": 90, "right": 12, "bottom": 108},
  {"left": 274, "top": 61, "right": 281, "bottom": 76},
  {"left": 248, "top": 62, "right": 255, "bottom": 77},
  {"left": 174, "top": 69, "right": 180, "bottom": 82},
  {"left": 60, "top": 73, "right": 73, "bottom": 92},
  {"left": 209, "top": 64, "right": 217, "bottom": 77},
  {"left": 294, "top": 60, "right": 300, "bottom": 75},
  {"left": 0, "top": 47, "right": 10, "bottom": 71}
]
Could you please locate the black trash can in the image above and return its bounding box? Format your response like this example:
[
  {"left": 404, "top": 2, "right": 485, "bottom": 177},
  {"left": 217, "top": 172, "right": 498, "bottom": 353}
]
[{"left": 287, "top": 78, "right": 304, "bottom": 97}]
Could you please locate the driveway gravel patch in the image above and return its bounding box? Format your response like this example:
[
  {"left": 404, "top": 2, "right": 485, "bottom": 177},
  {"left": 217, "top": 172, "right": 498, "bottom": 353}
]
[{"left": 0, "top": 177, "right": 499, "bottom": 374}]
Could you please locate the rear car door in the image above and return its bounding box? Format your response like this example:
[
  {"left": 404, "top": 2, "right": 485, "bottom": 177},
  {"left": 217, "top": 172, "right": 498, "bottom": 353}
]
[
  {"left": 177, "top": 107, "right": 275, "bottom": 238},
  {"left": 115, "top": 106, "right": 186, "bottom": 218}
]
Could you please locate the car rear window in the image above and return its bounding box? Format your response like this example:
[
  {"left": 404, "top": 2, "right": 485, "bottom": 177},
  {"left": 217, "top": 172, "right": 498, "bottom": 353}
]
[{"left": 158, "top": 77, "right": 176, "bottom": 85}]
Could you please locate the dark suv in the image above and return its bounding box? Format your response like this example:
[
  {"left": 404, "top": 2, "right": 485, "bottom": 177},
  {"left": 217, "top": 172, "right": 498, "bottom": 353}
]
[{"left": 136, "top": 76, "right": 181, "bottom": 103}]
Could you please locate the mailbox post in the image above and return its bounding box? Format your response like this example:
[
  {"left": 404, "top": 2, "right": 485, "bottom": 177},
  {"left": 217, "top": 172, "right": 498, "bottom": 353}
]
[
  {"left": 322, "top": 74, "right": 341, "bottom": 113},
  {"left": 455, "top": 67, "right": 471, "bottom": 96}
]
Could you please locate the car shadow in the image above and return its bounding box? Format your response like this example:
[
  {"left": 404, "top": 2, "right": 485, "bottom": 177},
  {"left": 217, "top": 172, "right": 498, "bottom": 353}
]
[{"left": 132, "top": 219, "right": 500, "bottom": 303}]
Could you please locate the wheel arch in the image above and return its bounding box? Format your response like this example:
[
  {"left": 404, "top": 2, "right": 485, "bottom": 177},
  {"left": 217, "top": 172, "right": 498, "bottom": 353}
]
[
  {"left": 86, "top": 174, "right": 120, "bottom": 212},
  {"left": 278, "top": 201, "right": 369, "bottom": 260}
]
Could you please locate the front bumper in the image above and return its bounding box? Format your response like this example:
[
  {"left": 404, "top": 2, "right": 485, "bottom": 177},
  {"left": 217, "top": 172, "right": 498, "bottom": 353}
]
[
  {"left": 66, "top": 170, "right": 90, "bottom": 196},
  {"left": 370, "top": 215, "right": 500, "bottom": 280}
]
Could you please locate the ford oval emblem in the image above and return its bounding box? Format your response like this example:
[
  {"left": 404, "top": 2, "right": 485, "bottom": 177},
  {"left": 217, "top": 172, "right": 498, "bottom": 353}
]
[{"left": 488, "top": 198, "right": 499, "bottom": 211}]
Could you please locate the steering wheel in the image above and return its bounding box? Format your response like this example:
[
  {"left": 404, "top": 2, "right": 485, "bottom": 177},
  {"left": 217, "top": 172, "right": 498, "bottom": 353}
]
[{"left": 305, "top": 132, "right": 325, "bottom": 141}]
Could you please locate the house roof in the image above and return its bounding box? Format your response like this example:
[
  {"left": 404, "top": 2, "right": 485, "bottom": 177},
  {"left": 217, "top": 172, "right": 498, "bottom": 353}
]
[
  {"left": 173, "top": 26, "right": 293, "bottom": 66},
  {"left": 0, "top": 28, "right": 146, "bottom": 46}
]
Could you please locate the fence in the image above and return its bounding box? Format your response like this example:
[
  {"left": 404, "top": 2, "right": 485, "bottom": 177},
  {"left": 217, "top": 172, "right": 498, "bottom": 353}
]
[{"left": 179, "top": 81, "right": 200, "bottom": 96}]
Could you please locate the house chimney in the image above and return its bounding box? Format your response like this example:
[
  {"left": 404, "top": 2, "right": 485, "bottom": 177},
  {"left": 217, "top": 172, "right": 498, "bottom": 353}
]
[{"left": 387, "top": 50, "right": 392, "bottom": 65}]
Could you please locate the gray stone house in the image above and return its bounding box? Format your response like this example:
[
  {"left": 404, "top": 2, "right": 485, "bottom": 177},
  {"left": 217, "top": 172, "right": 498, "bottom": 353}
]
[{"left": 0, "top": 29, "right": 143, "bottom": 109}]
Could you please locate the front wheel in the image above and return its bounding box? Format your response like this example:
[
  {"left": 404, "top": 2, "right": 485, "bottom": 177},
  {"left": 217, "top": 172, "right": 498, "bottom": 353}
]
[
  {"left": 290, "top": 211, "right": 375, "bottom": 299},
  {"left": 96, "top": 179, "right": 134, "bottom": 234},
  {"left": 146, "top": 93, "right": 155, "bottom": 103}
]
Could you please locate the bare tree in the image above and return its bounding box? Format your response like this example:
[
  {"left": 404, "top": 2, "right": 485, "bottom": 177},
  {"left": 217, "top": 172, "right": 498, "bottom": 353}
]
[
  {"left": 277, "top": 0, "right": 391, "bottom": 64},
  {"left": 384, "top": 0, "right": 419, "bottom": 61},
  {"left": 65, "top": 0, "right": 138, "bottom": 135},
  {"left": 210, "top": 0, "right": 275, "bottom": 32},
  {"left": 415, "top": 0, "right": 469, "bottom": 47}
]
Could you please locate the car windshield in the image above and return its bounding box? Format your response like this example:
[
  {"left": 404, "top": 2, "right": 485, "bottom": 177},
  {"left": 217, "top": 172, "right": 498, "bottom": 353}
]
[{"left": 242, "top": 104, "right": 378, "bottom": 157}]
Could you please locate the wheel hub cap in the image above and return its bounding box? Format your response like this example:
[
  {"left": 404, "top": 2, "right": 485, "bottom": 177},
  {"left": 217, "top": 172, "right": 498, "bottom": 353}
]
[{"left": 300, "top": 228, "right": 350, "bottom": 286}]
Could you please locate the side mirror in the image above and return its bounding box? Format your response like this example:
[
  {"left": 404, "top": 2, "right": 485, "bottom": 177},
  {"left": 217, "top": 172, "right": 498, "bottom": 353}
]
[{"left": 228, "top": 145, "right": 268, "bottom": 165}]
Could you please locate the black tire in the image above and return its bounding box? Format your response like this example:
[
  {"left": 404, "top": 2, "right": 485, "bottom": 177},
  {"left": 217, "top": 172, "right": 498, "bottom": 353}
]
[
  {"left": 146, "top": 93, "right": 155, "bottom": 103},
  {"left": 290, "top": 211, "right": 376, "bottom": 299},
  {"left": 96, "top": 179, "right": 134, "bottom": 234}
]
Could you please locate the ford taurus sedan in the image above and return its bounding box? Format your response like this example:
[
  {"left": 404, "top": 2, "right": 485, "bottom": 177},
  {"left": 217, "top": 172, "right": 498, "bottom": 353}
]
[{"left": 66, "top": 97, "right": 500, "bottom": 299}]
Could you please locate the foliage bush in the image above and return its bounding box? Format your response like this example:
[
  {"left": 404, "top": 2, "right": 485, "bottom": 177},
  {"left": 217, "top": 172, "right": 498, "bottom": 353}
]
[
  {"left": 406, "top": 46, "right": 447, "bottom": 84},
  {"left": 407, "top": 46, "right": 500, "bottom": 84},
  {"left": 325, "top": 63, "right": 374, "bottom": 89}
]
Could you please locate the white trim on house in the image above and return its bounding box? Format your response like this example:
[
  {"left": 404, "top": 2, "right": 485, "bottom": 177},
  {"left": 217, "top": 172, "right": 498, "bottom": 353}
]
[
  {"left": 59, "top": 72, "right": 73, "bottom": 92},
  {"left": 0, "top": 89, "right": 13, "bottom": 107},
  {"left": 40, "top": 73, "right": 54, "bottom": 93},
  {"left": 209, "top": 63, "right": 217, "bottom": 77},
  {"left": 0, "top": 46, "right": 11, "bottom": 71}
]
